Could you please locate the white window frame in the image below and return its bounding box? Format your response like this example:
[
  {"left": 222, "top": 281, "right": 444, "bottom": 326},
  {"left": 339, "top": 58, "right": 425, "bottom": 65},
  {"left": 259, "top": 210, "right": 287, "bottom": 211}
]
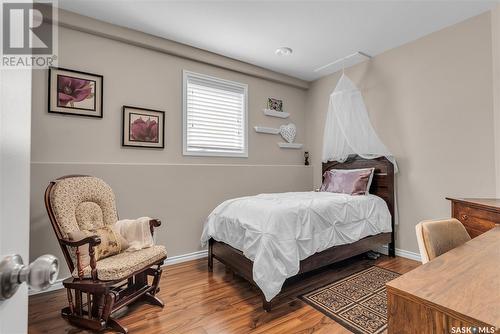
[{"left": 183, "top": 70, "right": 248, "bottom": 157}]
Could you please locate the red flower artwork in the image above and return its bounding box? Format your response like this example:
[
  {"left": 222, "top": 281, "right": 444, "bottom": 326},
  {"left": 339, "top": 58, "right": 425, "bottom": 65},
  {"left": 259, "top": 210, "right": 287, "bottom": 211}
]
[
  {"left": 57, "top": 75, "right": 93, "bottom": 107},
  {"left": 130, "top": 117, "right": 158, "bottom": 142}
]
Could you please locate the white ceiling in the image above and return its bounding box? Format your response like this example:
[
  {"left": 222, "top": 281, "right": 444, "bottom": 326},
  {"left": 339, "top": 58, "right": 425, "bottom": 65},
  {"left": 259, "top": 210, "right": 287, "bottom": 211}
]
[{"left": 57, "top": 1, "right": 497, "bottom": 81}]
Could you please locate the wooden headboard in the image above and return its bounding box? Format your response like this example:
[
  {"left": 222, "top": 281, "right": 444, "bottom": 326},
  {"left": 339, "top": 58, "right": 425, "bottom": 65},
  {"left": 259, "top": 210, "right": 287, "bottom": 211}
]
[{"left": 322, "top": 155, "right": 395, "bottom": 255}]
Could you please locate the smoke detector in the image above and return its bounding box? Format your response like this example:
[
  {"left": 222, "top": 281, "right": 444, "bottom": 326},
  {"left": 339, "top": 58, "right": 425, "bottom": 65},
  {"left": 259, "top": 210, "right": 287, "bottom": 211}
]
[{"left": 275, "top": 47, "right": 293, "bottom": 56}]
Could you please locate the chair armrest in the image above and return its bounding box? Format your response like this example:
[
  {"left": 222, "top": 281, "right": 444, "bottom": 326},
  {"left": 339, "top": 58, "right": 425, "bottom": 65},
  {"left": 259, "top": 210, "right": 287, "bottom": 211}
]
[
  {"left": 60, "top": 236, "right": 101, "bottom": 280},
  {"left": 149, "top": 219, "right": 161, "bottom": 237},
  {"left": 60, "top": 235, "right": 102, "bottom": 247}
]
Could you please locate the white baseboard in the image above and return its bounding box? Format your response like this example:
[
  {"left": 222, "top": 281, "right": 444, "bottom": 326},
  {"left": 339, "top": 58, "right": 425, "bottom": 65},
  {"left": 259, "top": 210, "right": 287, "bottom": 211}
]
[
  {"left": 376, "top": 245, "right": 422, "bottom": 262},
  {"left": 30, "top": 277, "right": 66, "bottom": 295},
  {"left": 163, "top": 250, "right": 208, "bottom": 266},
  {"left": 29, "top": 249, "right": 209, "bottom": 296},
  {"left": 30, "top": 247, "right": 419, "bottom": 296}
]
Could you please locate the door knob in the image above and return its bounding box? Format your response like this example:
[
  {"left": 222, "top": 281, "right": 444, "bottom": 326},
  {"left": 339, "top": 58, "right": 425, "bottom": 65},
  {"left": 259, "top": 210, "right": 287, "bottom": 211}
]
[{"left": 0, "top": 254, "right": 59, "bottom": 300}]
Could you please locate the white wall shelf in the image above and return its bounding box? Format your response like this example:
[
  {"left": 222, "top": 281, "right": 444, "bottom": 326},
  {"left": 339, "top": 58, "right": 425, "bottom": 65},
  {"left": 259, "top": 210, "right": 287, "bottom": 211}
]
[
  {"left": 263, "top": 109, "right": 289, "bottom": 118},
  {"left": 278, "top": 142, "right": 303, "bottom": 149},
  {"left": 254, "top": 126, "right": 280, "bottom": 134}
]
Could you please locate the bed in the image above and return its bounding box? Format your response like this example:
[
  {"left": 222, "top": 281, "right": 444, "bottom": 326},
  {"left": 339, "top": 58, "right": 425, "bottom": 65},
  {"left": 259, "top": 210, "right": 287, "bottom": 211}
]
[{"left": 202, "top": 155, "right": 395, "bottom": 311}]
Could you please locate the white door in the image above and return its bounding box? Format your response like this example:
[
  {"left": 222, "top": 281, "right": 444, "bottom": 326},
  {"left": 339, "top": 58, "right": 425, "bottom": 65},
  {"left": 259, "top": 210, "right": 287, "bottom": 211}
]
[{"left": 0, "top": 68, "right": 32, "bottom": 333}]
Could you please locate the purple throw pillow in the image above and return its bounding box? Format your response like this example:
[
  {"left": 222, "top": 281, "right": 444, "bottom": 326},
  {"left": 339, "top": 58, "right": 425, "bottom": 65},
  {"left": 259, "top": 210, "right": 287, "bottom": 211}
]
[{"left": 320, "top": 168, "right": 375, "bottom": 195}]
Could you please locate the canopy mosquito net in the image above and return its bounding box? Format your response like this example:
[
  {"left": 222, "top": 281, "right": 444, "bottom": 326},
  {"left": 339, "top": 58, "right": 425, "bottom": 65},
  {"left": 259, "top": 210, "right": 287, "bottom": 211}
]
[{"left": 322, "top": 73, "right": 398, "bottom": 172}]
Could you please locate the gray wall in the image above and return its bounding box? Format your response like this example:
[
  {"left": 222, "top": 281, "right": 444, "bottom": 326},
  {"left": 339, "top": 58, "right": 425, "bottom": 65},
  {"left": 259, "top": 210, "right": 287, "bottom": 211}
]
[
  {"left": 30, "top": 27, "right": 311, "bottom": 279},
  {"left": 31, "top": 10, "right": 499, "bottom": 279},
  {"left": 306, "top": 12, "right": 497, "bottom": 253},
  {"left": 492, "top": 4, "right": 500, "bottom": 194}
]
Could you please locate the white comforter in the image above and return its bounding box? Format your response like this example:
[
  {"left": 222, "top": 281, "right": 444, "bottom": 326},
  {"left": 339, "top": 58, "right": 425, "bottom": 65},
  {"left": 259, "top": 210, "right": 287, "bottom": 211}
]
[{"left": 200, "top": 191, "right": 391, "bottom": 301}]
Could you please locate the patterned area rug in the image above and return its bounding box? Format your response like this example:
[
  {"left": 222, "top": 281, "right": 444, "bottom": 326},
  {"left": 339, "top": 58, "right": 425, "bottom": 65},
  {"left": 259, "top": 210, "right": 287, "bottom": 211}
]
[{"left": 301, "top": 266, "right": 400, "bottom": 334}]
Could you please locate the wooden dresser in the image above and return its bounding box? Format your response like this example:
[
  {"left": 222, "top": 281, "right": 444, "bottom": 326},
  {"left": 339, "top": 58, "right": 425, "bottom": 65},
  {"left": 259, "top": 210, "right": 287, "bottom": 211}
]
[{"left": 446, "top": 198, "right": 500, "bottom": 238}]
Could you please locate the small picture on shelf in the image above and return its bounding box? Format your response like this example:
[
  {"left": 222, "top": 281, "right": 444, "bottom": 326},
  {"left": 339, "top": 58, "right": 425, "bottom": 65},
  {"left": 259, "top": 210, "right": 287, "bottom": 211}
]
[{"left": 267, "top": 97, "right": 283, "bottom": 112}]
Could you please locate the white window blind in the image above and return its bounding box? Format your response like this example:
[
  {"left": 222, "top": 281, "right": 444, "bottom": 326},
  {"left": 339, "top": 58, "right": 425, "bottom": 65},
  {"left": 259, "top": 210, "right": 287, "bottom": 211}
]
[{"left": 183, "top": 71, "right": 248, "bottom": 157}]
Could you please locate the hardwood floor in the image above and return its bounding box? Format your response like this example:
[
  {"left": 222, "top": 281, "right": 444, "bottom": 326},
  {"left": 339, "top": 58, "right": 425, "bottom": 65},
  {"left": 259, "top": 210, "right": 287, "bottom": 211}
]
[{"left": 29, "top": 255, "right": 419, "bottom": 334}]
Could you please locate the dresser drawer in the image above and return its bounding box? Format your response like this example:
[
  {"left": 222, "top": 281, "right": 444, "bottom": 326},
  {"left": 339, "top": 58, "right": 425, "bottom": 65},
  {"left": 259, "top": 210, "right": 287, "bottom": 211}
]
[{"left": 453, "top": 203, "right": 499, "bottom": 238}]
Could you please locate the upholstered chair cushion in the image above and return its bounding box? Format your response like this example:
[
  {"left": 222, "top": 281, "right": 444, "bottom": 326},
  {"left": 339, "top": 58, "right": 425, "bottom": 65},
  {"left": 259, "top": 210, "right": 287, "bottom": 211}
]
[
  {"left": 72, "top": 245, "right": 167, "bottom": 281},
  {"left": 67, "top": 225, "right": 128, "bottom": 268},
  {"left": 49, "top": 176, "right": 118, "bottom": 237},
  {"left": 415, "top": 218, "right": 471, "bottom": 264}
]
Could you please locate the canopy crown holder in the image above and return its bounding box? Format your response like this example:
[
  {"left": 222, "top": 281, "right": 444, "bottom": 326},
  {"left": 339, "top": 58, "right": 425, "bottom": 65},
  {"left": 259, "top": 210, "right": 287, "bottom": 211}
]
[{"left": 314, "top": 51, "right": 372, "bottom": 73}]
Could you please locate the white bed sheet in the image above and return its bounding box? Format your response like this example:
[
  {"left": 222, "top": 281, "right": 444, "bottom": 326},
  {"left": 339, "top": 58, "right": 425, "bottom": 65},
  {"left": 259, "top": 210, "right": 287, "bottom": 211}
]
[{"left": 200, "top": 191, "right": 391, "bottom": 301}]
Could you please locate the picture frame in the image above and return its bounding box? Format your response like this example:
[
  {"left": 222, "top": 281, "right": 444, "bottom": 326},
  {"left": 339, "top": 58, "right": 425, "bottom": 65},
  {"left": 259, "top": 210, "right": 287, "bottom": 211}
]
[
  {"left": 267, "top": 97, "right": 283, "bottom": 112},
  {"left": 48, "top": 67, "right": 103, "bottom": 118},
  {"left": 122, "top": 105, "right": 165, "bottom": 149}
]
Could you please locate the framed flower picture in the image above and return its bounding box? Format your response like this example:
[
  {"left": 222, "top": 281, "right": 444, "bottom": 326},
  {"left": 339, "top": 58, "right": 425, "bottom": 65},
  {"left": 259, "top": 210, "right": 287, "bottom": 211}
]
[
  {"left": 122, "top": 106, "right": 165, "bottom": 149},
  {"left": 48, "top": 67, "right": 103, "bottom": 118}
]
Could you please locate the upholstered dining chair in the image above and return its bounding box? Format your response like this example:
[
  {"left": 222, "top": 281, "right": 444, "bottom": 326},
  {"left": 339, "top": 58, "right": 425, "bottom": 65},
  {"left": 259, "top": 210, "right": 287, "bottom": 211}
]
[
  {"left": 415, "top": 218, "right": 471, "bottom": 264},
  {"left": 44, "top": 175, "right": 167, "bottom": 333}
]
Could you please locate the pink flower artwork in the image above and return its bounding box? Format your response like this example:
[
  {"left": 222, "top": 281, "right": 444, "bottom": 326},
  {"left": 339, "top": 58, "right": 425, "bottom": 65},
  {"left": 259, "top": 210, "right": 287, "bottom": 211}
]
[
  {"left": 130, "top": 116, "right": 159, "bottom": 142},
  {"left": 57, "top": 75, "right": 94, "bottom": 108}
]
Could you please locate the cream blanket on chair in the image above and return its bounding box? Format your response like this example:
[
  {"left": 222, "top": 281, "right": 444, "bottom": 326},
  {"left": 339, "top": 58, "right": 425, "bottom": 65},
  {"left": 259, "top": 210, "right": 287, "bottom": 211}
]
[{"left": 115, "top": 217, "right": 154, "bottom": 251}]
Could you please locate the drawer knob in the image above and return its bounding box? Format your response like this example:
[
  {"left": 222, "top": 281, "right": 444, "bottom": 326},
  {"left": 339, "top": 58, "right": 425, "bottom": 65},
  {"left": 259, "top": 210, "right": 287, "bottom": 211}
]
[{"left": 461, "top": 214, "right": 468, "bottom": 221}]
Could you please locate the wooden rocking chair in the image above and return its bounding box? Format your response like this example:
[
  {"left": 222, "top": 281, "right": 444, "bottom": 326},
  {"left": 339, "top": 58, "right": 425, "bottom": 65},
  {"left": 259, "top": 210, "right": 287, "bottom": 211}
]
[{"left": 44, "top": 175, "right": 167, "bottom": 333}]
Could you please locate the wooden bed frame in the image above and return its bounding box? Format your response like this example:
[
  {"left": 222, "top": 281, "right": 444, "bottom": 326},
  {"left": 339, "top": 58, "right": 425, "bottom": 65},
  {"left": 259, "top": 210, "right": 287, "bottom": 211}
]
[{"left": 207, "top": 155, "right": 395, "bottom": 311}]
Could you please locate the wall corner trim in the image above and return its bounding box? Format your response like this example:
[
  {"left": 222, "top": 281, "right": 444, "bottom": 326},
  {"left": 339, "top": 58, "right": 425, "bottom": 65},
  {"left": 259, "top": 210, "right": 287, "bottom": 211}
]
[{"left": 51, "top": 7, "right": 309, "bottom": 90}]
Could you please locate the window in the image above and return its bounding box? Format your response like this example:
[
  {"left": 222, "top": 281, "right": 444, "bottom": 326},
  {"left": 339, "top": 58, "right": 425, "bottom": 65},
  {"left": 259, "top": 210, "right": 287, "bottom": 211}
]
[{"left": 183, "top": 70, "right": 248, "bottom": 157}]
